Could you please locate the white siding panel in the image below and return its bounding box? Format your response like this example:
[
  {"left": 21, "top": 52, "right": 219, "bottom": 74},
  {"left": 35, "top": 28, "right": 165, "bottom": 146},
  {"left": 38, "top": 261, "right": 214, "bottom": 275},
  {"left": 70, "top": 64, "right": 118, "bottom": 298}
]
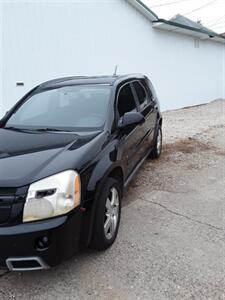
[
  {"left": 0, "top": 2, "right": 3, "bottom": 117},
  {"left": 1, "top": 0, "right": 224, "bottom": 117}
]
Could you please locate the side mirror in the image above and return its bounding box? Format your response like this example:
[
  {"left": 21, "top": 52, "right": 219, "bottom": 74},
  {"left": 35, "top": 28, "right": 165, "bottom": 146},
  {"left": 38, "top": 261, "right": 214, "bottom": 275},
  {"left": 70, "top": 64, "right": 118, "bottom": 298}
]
[{"left": 118, "top": 112, "right": 145, "bottom": 129}]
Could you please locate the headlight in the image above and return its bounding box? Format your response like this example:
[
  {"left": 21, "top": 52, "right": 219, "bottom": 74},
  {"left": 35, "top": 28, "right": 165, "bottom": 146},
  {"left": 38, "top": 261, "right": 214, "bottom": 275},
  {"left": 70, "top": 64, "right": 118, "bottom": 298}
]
[{"left": 23, "top": 170, "right": 81, "bottom": 223}]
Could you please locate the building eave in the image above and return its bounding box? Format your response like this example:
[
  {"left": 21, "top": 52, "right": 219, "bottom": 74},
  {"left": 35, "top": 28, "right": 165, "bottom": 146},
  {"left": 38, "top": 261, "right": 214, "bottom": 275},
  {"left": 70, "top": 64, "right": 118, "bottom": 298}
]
[
  {"left": 153, "top": 19, "right": 225, "bottom": 44},
  {"left": 126, "top": 1, "right": 225, "bottom": 44},
  {"left": 126, "top": 0, "right": 158, "bottom": 22}
]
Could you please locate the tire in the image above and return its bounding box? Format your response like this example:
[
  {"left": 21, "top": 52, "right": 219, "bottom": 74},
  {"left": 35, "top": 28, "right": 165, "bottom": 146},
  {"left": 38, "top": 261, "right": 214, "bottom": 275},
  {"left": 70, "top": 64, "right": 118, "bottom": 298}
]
[
  {"left": 149, "top": 125, "right": 162, "bottom": 159},
  {"left": 90, "top": 178, "right": 122, "bottom": 250}
]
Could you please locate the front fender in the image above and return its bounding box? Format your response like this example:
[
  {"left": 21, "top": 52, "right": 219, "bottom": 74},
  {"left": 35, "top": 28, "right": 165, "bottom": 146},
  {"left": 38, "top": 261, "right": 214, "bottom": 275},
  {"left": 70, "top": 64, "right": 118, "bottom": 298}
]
[
  {"left": 83, "top": 140, "right": 124, "bottom": 246},
  {"left": 87, "top": 141, "right": 123, "bottom": 193}
]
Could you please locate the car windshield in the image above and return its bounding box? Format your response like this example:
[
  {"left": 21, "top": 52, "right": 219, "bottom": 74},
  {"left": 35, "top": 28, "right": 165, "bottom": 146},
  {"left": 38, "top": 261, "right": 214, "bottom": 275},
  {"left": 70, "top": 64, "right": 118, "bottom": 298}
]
[{"left": 5, "top": 85, "right": 111, "bottom": 132}]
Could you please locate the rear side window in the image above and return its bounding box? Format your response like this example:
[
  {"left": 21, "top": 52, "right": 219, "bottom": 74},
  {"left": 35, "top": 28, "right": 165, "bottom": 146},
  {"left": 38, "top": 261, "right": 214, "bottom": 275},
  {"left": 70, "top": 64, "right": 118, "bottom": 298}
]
[
  {"left": 133, "top": 81, "right": 149, "bottom": 109},
  {"left": 117, "top": 84, "right": 137, "bottom": 117},
  {"left": 141, "top": 79, "right": 153, "bottom": 99},
  {"left": 145, "top": 78, "right": 157, "bottom": 101}
]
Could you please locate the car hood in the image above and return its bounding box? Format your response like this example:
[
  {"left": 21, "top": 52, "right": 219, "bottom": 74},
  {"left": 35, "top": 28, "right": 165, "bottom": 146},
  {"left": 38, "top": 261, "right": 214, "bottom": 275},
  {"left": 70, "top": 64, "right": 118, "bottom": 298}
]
[{"left": 0, "top": 128, "right": 106, "bottom": 187}]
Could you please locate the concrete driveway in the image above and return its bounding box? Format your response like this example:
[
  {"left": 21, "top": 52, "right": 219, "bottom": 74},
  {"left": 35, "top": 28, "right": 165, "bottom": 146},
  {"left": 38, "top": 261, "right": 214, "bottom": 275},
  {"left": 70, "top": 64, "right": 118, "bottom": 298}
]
[{"left": 0, "top": 100, "right": 224, "bottom": 300}]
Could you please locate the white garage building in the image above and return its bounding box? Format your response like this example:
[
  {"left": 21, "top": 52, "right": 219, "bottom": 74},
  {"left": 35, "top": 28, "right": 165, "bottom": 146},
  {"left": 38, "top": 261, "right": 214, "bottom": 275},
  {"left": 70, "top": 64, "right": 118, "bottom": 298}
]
[{"left": 0, "top": 0, "right": 224, "bottom": 117}]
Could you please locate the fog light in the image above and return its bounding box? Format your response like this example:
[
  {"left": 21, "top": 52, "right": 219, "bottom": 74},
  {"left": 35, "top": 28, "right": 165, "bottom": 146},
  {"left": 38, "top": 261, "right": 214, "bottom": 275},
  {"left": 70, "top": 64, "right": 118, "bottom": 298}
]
[{"left": 36, "top": 236, "right": 50, "bottom": 250}]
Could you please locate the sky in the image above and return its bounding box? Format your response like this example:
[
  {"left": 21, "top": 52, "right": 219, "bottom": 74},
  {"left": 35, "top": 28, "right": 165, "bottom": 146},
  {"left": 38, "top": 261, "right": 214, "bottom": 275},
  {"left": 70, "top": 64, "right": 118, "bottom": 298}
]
[{"left": 142, "top": 0, "right": 225, "bottom": 34}]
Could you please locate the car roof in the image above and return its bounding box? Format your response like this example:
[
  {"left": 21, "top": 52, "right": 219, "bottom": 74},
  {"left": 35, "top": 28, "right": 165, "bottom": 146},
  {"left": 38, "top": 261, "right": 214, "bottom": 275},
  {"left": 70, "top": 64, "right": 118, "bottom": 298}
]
[{"left": 39, "top": 74, "right": 146, "bottom": 89}]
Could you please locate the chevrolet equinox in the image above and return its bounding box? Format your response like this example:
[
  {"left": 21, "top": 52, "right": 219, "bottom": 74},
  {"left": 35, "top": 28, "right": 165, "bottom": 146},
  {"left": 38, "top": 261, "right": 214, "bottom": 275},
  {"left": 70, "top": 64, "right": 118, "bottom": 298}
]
[{"left": 0, "top": 74, "right": 162, "bottom": 271}]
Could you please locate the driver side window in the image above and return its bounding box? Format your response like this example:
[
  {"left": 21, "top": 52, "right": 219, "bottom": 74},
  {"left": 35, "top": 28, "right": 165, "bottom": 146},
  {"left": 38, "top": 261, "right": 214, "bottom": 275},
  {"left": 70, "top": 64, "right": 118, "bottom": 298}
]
[{"left": 117, "top": 83, "right": 137, "bottom": 117}]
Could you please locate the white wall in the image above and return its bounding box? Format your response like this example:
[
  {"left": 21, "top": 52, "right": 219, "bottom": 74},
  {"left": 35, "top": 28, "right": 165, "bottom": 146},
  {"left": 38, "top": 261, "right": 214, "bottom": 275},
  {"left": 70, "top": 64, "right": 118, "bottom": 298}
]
[
  {"left": 0, "top": 2, "right": 3, "bottom": 117},
  {"left": 0, "top": 0, "right": 224, "bottom": 117}
]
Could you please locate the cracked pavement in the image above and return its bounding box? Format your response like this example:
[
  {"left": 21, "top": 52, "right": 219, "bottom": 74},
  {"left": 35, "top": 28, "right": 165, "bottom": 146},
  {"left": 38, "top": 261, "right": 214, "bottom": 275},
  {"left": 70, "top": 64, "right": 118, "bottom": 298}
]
[{"left": 0, "top": 99, "right": 225, "bottom": 299}]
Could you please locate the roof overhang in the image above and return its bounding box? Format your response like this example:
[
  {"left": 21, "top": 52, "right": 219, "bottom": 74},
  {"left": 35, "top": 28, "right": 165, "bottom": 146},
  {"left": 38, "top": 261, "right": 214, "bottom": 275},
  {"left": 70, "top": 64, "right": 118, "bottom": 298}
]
[
  {"left": 126, "top": 0, "right": 158, "bottom": 22},
  {"left": 153, "top": 19, "right": 225, "bottom": 44},
  {"left": 127, "top": 1, "right": 225, "bottom": 44}
]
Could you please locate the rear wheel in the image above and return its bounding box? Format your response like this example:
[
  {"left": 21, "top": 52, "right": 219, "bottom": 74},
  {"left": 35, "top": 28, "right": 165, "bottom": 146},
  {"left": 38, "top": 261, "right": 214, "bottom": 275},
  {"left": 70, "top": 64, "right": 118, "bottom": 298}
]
[
  {"left": 90, "top": 178, "right": 121, "bottom": 250},
  {"left": 149, "top": 125, "right": 162, "bottom": 159}
]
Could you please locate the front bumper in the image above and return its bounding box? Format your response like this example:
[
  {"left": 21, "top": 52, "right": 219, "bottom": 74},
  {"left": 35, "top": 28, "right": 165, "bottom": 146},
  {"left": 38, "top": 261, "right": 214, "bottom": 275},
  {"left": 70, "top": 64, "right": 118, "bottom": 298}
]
[{"left": 0, "top": 209, "right": 82, "bottom": 270}]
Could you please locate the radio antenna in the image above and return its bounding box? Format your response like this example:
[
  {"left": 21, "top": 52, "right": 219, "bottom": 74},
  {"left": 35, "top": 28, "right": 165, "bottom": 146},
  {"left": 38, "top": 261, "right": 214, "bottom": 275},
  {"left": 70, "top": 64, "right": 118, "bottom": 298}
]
[{"left": 113, "top": 65, "right": 118, "bottom": 76}]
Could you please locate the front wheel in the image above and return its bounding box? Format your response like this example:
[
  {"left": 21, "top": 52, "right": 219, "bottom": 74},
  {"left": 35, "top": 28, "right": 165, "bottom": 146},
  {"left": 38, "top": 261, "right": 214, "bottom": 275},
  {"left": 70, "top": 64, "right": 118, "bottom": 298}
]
[
  {"left": 90, "top": 178, "right": 121, "bottom": 250},
  {"left": 149, "top": 126, "right": 162, "bottom": 159}
]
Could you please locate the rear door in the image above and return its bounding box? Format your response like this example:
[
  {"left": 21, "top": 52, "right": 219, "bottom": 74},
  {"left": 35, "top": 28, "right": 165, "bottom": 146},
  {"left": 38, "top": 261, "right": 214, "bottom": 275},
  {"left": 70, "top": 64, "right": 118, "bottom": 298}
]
[{"left": 132, "top": 80, "right": 157, "bottom": 157}]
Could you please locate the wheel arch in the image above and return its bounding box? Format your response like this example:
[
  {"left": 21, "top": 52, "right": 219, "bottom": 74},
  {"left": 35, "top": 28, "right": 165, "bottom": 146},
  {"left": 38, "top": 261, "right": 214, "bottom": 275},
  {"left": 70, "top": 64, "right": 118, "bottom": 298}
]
[
  {"left": 159, "top": 116, "right": 162, "bottom": 127},
  {"left": 107, "top": 166, "right": 124, "bottom": 193},
  {"left": 86, "top": 164, "right": 124, "bottom": 246}
]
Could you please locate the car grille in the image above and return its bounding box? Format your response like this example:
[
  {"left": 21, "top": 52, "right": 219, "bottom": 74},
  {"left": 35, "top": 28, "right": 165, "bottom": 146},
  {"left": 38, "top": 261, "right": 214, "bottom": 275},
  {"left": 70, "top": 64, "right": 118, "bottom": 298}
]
[{"left": 0, "top": 188, "right": 16, "bottom": 225}]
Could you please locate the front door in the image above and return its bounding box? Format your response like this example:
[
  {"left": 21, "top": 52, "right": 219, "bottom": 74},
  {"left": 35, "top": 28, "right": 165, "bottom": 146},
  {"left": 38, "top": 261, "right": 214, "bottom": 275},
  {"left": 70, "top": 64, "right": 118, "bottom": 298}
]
[{"left": 116, "top": 82, "right": 145, "bottom": 179}]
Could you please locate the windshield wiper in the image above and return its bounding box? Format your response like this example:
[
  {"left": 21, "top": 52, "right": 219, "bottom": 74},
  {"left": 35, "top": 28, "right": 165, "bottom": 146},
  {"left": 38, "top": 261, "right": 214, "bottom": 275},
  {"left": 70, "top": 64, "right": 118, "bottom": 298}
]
[
  {"left": 4, "top": 126, "right": 72, "bottom": 133},
  {"left": 4, "top": 126, "right": 30, "bottom": 132},
  {"left": 33, "top": 128, "right": 72, "bottom": 132}
]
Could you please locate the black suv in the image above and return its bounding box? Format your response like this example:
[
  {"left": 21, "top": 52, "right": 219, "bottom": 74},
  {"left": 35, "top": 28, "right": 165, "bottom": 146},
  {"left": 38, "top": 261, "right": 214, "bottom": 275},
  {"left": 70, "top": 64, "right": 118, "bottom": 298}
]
[{"left": 0, "top": 74, "right": 162, "bottom": 271}]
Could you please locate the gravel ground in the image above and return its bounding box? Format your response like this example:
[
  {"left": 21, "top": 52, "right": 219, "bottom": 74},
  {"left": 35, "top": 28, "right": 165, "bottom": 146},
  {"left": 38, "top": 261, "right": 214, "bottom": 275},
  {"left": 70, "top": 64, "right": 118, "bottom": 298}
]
[{"left": 0, "top": 99, "right": 224, "bottom": 300}]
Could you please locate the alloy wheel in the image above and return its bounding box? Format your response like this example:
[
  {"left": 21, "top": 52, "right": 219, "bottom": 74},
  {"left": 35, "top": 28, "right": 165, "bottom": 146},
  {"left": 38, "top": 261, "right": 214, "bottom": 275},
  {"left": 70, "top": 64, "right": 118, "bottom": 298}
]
[
  {"left": 104, "top": 187, "right": 120, "bottom": 240},
  {"left": 157, "top": 128, "right": 162, "bottom": 155}
]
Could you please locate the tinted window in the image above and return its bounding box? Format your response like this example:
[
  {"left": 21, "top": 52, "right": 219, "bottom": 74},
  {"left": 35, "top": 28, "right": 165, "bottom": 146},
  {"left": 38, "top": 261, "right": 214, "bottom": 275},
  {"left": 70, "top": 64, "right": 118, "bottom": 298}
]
[
  {"left": 133, "top": 81, "right": 149, "bottom": 108},
  {"left": 117, "top": 84, "right": 137, "bottom": 117},
  {"left": 6, "top": 85, "right": 111, "bottom": 131},
  {"left": 141, "top": 79, "right": 153, "bottom": 100},
  {"left": 146, "top": 79, "right": 157, "bottom": 101}
]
